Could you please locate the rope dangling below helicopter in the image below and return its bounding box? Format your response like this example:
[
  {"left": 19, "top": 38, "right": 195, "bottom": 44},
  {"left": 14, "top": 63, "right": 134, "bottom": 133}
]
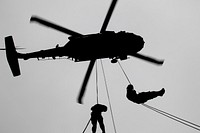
[
  {"left": 95, "top": 61, "right": 99, "bottom": 104},
  {"left": 142, "top": 103, "right": 200, "bottom": 131},
  {"left": 117, "top": 61, "right": 132, "bottom": 84}
]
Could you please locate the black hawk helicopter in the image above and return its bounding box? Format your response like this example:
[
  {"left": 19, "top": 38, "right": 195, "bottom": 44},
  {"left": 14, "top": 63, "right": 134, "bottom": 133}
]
[{"left": 3, "top": 0, "right": 164, "bottom": 104}]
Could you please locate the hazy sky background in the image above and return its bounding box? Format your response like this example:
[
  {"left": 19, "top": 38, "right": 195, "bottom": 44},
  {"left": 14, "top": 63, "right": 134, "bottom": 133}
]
[{"left": 1, "top": 0, "right": 200, "bottom": 133}]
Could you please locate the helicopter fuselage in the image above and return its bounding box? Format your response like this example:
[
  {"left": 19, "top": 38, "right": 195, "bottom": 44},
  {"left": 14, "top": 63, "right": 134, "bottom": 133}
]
[{"left": 65, "top": 31, "right": 144, "bottom": 62}]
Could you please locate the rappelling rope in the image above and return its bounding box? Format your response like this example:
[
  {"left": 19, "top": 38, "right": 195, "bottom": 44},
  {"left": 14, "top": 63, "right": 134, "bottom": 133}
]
[
  {"left": 142, "top": 103, "right": 200, "bottom": 131},
  {"left": 82, "top": 118, "right": 91, "bottom": 133},
  {"left": 95, "top": 60, "right": 99, "bottom": 104},
  {"left": 117, "top": 61, "right": 131, "bottom": 84},
  {"left": 100, "top": 59, "right": 117, "bottom": 133}
]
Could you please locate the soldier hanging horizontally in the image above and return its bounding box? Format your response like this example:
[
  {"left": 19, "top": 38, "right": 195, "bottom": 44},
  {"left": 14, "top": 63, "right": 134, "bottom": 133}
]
[{"left": 126, "top": 84, "right": 165, "bottom": 104}]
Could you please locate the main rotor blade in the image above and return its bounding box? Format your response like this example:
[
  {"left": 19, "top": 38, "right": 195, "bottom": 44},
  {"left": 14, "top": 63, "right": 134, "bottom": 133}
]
[
  {"left": 100, "top": 0, "right": 118, "bottom": 33},
  {"left": 77, "top": 60, "right": 96, "bottom": 104},
  {"left": 30, "top": 16, "right": 82, "bottom": 36},
  {"left": 131, "top": 53, "right": 164, "bottom": 65}
]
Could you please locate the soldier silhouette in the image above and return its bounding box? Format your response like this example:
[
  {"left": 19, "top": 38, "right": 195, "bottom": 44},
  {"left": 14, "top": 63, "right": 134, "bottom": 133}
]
[
  {"left": 90, "top": 104, "right": 107, "bottom": 133},
  {"left": 126, "top": 84, "right": 165, "bottom": 104}
]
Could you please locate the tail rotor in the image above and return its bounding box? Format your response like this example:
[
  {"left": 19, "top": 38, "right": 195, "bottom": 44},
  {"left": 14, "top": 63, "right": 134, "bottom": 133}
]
[{"left": 4, "top": 36, "right": 21, "bottom": 77}]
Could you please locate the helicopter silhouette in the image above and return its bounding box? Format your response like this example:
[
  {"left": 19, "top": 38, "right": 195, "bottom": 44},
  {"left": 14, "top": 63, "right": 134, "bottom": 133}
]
[{"left": 2, "top": 0, "right": 164, "bottom": 104}]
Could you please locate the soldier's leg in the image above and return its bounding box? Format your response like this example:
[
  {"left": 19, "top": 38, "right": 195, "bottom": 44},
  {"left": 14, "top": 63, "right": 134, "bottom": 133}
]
[
  {"left": 98, "top": 117, "right": 106, "bottom": 133},
  {"left": 91, "top": 118, "right": 98, "bottom": 133},
  {"left": 149, "top": 88, "right": 165, "bottom": 97},
  {"left": 138, "top": 88, "right": 165, "bottom": 103}
]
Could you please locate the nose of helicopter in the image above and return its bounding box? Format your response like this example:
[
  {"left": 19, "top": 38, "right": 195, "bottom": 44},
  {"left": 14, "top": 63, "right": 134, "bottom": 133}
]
[
  {"left": 130, "top": 34, "right": 144, "bottom": 53},
  {"left": 137, "top": 35, "right": 144, "bottom": 51}
]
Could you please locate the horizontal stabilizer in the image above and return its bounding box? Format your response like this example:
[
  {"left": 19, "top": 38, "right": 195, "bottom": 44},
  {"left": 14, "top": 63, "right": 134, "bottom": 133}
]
[{"left": 5, "top": 36, "right": 21, "bottom": 76}]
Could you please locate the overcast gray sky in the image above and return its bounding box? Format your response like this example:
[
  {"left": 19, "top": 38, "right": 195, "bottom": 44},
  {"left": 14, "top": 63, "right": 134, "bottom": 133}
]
[{"left": 1, "top": 0, "right": 200, "bottom": 133}]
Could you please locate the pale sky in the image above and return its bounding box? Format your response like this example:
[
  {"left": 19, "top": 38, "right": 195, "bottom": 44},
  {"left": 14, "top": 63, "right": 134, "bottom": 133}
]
[{"left": 1, "top": 0, "right": 200, "bottom": 133}]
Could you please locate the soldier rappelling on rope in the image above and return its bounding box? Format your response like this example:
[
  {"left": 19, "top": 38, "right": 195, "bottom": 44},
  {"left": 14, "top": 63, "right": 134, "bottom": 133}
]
[
  {"left": 90, "top": 104, "right": 107, "bottom": 133},
  {"left": 126, "top": 84, "right": 165, "bottom": 104}
]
